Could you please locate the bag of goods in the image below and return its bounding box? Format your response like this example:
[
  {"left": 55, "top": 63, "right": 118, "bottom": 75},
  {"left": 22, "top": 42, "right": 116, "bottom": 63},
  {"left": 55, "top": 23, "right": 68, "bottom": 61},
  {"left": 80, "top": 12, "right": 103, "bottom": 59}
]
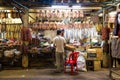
[
  {"left": 4, "top": 50, "right": 14, "bottom": 58},
  {"left": 14, "top": 51, "right": 21, "bottom": 56},
  {"left": 77, "top": 53, "right": 87, "bottom": 72},
  {"left": 29, "top": 47, "right": 39, "bottom": 54},
  {"left": 41, "top": 47, "right": 51, "bottom": 53}
]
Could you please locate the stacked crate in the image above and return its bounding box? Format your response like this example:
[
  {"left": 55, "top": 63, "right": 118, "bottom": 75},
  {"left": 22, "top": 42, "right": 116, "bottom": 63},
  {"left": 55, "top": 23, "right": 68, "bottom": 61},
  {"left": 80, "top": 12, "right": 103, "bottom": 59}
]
[{"left": 86, "top": 47, "right": 103, "bottom": 71}]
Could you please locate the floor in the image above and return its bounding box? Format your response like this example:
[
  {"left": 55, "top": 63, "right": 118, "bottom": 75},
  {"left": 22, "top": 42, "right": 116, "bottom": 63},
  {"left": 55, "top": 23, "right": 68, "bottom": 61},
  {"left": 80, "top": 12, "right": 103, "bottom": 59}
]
[
  {"left": 0, "top": 59, "right": 120, "bottom": 80},
  {"left": 0, "top": 67, "right": 112, "bottom": 80}
]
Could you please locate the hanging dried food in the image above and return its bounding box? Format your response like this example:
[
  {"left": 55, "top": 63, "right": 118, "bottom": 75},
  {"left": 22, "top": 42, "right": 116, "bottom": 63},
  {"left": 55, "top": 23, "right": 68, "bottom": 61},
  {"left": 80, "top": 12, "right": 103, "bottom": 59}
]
[
  {"left": 1, "top": 23, "right": 6, "bottom": 32},
  {"left": 12, "top": 11, "right": 16, "bottom": 18},
  {"left": 5, "top": 11, "right": 8, "bottom": 18},
  {"left": 0, "top": 11, "right": 1, "bottom": 18},
  {"left": 1, "top": 11, "right": 5, "bottom": 18},
  {"left": 0, "top": 24, "right": 1, "bottom": 32},
  {"left": 38, "top": 10, "right": 42, "bottom": 20},
  {"left": 11, "top": 11, "right": 14, "bottom": 18},
  {"left": 16, "top": 12, "right": 19, "bottom": 18}
]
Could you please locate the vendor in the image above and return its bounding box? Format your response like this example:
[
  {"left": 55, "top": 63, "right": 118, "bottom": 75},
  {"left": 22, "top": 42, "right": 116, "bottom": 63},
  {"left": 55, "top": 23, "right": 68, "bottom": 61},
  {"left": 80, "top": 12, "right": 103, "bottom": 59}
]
[{"left": 53, "top": 29, "right": 66, "bottom": 73}]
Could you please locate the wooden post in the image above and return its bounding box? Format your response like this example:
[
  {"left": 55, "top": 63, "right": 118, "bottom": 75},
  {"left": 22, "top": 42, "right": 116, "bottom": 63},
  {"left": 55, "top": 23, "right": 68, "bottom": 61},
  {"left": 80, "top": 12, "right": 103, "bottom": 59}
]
[
  {"left": 22, "top": 9, "right": 29, "bottom": 27},
  {"left": 102, "top": 8, "right": 105, "bottom": 27},
  {"left": 21, "top": 9, "right": 29, "bottom": 68}
]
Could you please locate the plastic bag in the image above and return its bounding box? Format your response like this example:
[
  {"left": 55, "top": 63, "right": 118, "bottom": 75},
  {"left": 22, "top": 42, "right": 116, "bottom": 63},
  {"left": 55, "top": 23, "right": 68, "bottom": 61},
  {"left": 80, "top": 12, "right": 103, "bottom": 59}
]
[{"left": 77, "top": 53, "right": 87, "bottom": 72}]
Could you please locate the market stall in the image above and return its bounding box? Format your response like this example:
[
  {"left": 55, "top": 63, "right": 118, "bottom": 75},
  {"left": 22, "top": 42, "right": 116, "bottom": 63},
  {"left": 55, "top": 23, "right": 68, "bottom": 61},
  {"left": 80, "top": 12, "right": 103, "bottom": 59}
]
[{"left": 0, "top": 0, "right": 108, "bottom": 70}]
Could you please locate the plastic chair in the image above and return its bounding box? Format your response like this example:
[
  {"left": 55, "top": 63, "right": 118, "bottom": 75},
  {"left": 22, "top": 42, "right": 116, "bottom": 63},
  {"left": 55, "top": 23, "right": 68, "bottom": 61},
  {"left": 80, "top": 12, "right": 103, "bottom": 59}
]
[{"left": 64, "top": 52, "right": 79, "bottom": 74}]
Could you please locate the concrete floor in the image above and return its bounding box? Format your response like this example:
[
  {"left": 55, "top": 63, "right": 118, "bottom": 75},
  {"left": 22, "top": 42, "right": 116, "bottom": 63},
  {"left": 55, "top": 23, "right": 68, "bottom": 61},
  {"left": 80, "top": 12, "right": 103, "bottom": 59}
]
[{"left": 0, "top": 68, "right": 111, "bottom": 80}]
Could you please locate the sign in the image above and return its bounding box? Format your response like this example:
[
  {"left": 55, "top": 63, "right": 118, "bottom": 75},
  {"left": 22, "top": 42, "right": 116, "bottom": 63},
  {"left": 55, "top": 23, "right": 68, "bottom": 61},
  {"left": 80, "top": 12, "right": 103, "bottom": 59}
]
[{"left": 87, "top": 53, "right": 97, "bottom": 58}]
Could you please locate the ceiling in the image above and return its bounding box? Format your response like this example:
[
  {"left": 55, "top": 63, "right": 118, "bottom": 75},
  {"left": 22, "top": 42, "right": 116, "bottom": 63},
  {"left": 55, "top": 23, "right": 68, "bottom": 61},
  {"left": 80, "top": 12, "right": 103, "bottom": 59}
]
[
  {"left": 1, "top": 0, "right": 120, "bottom": 16},
  {"left": 1, "top": 0, "right": 117, "bottom": 8}
]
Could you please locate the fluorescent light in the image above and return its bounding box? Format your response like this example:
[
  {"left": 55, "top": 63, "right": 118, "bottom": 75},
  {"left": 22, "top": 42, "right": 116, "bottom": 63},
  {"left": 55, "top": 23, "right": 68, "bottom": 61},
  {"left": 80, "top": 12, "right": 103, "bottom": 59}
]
[
  {"left": 109, "top": 11, "right": 117, "bottom": 15},
  {"left": 72, "top": 5, "right": 81, "bottom": 8},
  {"left": 51, "top": 5, "right": 81, "bottom": 9},
  {"left": 51, "top": 5, "right": 68, "bottom": 8}
]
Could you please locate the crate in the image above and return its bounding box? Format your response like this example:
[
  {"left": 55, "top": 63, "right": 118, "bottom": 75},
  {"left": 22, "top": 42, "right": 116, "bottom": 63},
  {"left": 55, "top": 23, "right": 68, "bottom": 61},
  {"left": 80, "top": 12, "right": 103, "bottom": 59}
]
[
  {"left": 87, "top": 49, "right": 97, "bottom": 59},
  {"left": 94, "top": 48, "right": 103, "bottom": 60},
  {"left": 87, "top": 48, "right": 103, "bottom": 60},
  {"left": 86, "top": 59, "right": 101, "bottom": 71}
]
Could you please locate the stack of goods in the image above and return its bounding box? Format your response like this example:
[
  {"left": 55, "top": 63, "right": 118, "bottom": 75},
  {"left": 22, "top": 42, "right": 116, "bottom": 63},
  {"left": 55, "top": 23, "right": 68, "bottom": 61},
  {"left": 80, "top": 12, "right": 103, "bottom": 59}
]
[
  {"left": 28, "top": 47, "right": 39, "bottom": 54},
  {"left": 4, "top": 49, "right": 21, "bottom": 58}
]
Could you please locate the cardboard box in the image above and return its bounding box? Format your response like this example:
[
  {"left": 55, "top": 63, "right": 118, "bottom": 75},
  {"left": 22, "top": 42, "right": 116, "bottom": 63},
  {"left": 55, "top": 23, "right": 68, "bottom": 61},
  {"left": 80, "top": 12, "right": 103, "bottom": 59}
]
[
  {"left": 86, "top": 59, "right": 101, "bottom": 71},
  {"left": 94, "top": 60, "right": 101, "bottom": 71},
  {"left": 87, "top": 48, "right": 103, "bottom": 60}
]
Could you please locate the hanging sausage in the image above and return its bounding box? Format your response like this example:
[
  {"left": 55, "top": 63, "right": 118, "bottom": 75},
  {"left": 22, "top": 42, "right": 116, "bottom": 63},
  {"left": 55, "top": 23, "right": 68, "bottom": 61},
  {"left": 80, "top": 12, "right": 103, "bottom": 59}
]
[
  {"left": 5, "top": 10, "right": 8, "bottom": 18},
  {"left": 1, "top": 11, "right": 5, "bottom": 18}
]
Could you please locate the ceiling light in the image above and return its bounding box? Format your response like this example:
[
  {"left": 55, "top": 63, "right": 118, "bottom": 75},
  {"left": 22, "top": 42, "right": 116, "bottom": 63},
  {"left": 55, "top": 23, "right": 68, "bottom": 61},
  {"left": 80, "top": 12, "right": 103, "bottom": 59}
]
[
  {"left": 109, "top": 11, "right": 117, "bottom": 15},
  {"left": 72, "top": 5, "right": 81, "bottom": 8},
  {"left": 98, "top": 13, "right": 103, "bottom": 17},
  {"left": 51, "top": 5, "right": 68, "bottom": 8}
]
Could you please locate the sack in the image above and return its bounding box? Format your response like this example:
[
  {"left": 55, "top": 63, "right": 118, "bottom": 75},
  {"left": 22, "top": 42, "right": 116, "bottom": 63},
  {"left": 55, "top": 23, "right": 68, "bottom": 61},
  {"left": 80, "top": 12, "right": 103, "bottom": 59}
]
[
  {"left": 4, "top": 50, "right": 14, "bottom": 58},
  {"left": 77, "top": 54, "right": 87, "bottom": 72},
  {"left": 14, "top": 51, "right": 21, "bottom": 56}
]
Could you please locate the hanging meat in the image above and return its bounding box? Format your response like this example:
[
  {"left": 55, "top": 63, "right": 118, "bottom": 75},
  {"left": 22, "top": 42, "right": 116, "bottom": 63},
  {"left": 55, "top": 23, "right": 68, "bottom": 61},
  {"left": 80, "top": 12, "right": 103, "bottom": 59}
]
[
  {"left": 39, "top": 10, "right": 42, "bottom": 20},
  {"left": 38, "top": 22, "right": 42, "bottom": 30},
  {"left": 59, "top": 10, "right": 62, "bottom": 19},
  {"left": 62, "top": 11, "right": 65, "bottom": 18},
  {"left": 56, "top": 10, "right": 60, "bottom": 18},
  {"left": 48, "top": 22, "right": 52, "bottom": 30},
  {"left": 51, "top": 10, "right": 55, "bottom": 19},
  {"left": 46, "top": 10, "right": 51, "bottom": 19},
  {"left": 42, "top": 10, "right": 46, "bottom": 19}
]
